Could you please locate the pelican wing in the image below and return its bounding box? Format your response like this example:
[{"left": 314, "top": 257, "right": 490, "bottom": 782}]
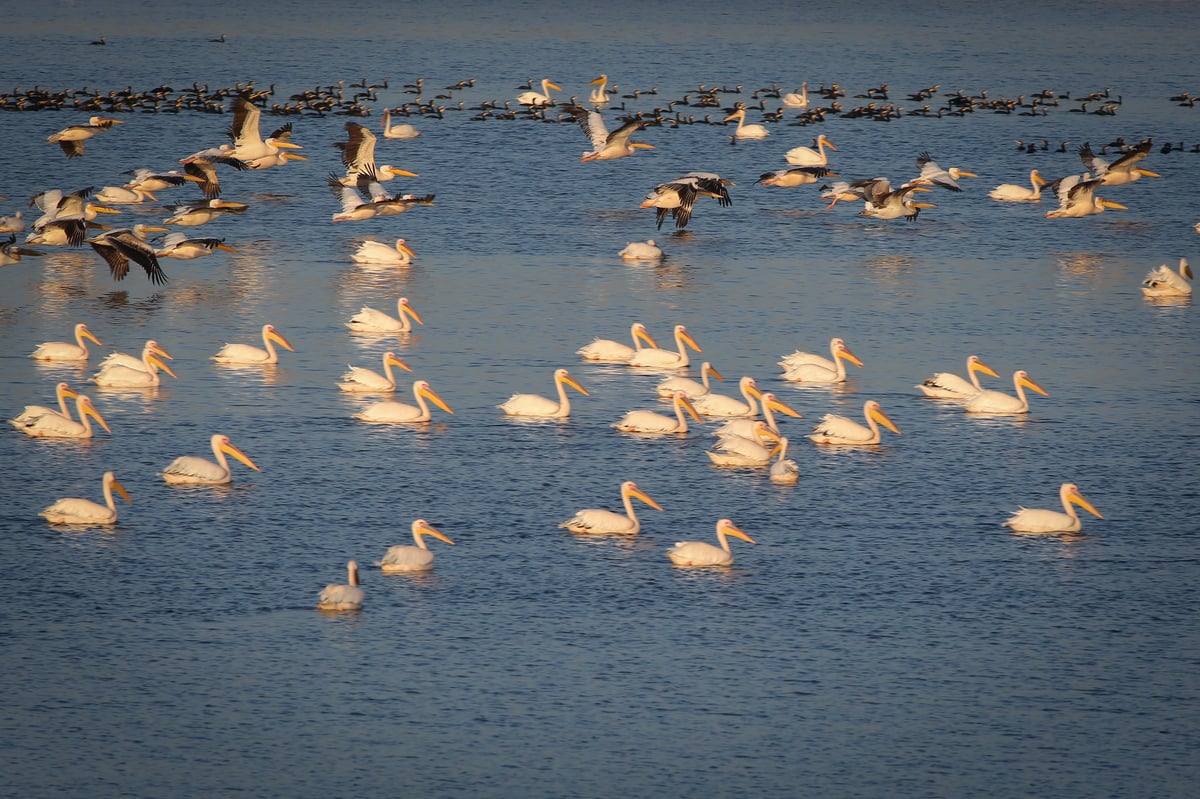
[{"left": 88, "top": 230, "right": 168, "bottom": 285}]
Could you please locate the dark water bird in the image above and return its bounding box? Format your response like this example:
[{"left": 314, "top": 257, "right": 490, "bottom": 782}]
[{"left": 87, "top": 226, "right": 169, "bottom": 284}]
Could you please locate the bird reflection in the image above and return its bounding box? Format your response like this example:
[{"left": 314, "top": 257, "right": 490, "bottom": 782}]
[{"left": 1056, "top": 252, "right": 1106, "bottom": 275}]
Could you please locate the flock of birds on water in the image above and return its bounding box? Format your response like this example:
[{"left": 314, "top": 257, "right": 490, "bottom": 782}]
[{"left": 4, "top": 58, "right": 1197, "bottom": 610}]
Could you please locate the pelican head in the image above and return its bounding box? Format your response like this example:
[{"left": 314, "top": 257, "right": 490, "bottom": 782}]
[
  {"left": 79, "top": 396, "right": 113, "bottom": 434},
  {"left": 623, "top": 480, "right": 664, "bottom": 512},
  {"left": 264, "top": 325, "right": 296, "bottom": 352},
  {"left": 218, "top": 435, "right": 261, "bottom": 471},
  {"left": 383, "top": 166, "right": 420, "bottom": 178},
  {"left": 676, "top": 325, "right": 702, "bottom": 353},
  {"left": 398, "top": 297, "right": 424, "bottom": 326},
  {"left": 723, "top": 109, "right": 746, "bottom": 124},
  {"left": 632, "top": 322, "right": 658, "bottom": 349},
  {"left": 866, "top": 401, "right": 901, "bottom": 435},
  {"left": 817, "top": 134, "right": 837, "bottom": 150},
  {"left": 590, "top": 75, "right": 608, "bottom": 86},
  {"left": 147, "top": 354, "right": 178, "bottom": 378},
  {"left": 147, "top": 341, "right": 174, "bottom": 362},
  {"left": 1064, "top": 484, "right": 1103, "bottom": 519},
  {"left": 835, "top": 342, "right": 864, "bottom": 368},
  {"left": 78, "top": 324, "right": 103, "bottom": 347},
  {"left": 555, "top": 368, "right": 590, "bottom": 396},
  {"left": 416, "top": 380, "right": 454, "bottom": 414},
  {"left": 968, "top": 355, "right": 1000, "bottom": 379},
  {"left": 109, "top": 474, "right": 133, "bottom": 505},
  {"left": 673, "top": 391, "right": 704, "bottom": 424},
  {"left": 762, "top": 393, "right": 803, "bottom": 418},
  {"left": 717, "top": 518, "right": 756, "bottom": 544},
  {"left": 543, "top": 80, "right": 563, "bottom": 93},
  {"left": 1016, "top": 371, "right": 1049, "bottom": 396},
  {"left": 414, "top": 518, "right": 456, "bottom": 545},
  {"left": 384, "top": 352, "right": 413, "bottom": 373}
]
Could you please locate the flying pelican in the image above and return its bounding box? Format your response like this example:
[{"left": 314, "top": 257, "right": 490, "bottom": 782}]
[
  {"left": 161, "top": 433, "right": 261, "bottom": 485},
  {"left": 962, "top": 370, "right": 1048, "bottom": 414},
  {"left": 916, "top": 355, "right": 1001, "bottom": 399},
  {"left": 123, "top": 168, "right": 198, "bottom": 194},
  {"left": 807, "top": 400, "right": 901, "bottom": 445},
  {"left": 781, "top": 83, "right": 809, "bottom": 108},
  {"left": 588, "top": 74, "right": 611, "bottom": 104},
  {"left": 655, "top": 361, "right": 724, "bottom": 399},
  {"left": 92, "top": 349, "right": 176, "bottom": 388},
  {"left": 1044, "top": 175, "right": 1127, "bottom": 219},
  {"left": 12, "top": 393, "right": 110, "bottom": 438},
  {"left": 989, "top": 169, "right": 1047, "bottom": 202},
  {"left": 640, "top": 172, "right": 734, "bottom": 230},
  {"left": 613, "top": 390, "right": 703, "bottom": 435},
  {"left": 351, "top": 238, "right": 417, "bottom": 265},
  {"left": 1002, "top": 482, "right": 1104, "bottom": 534},
  {"left": 858, "top": 180, "right": 936, "bottom": 221},
  {"left": 711, "top": 392, "right": 803, "bottom": 439},
  {"left": 317, "top": 561, "right": 364, "bottom": 611},
  {"left": 346, "top": 296, "right": 424, "bottom": 334},
  {"left": 768, "top": 437, "right": 800, "bottom": 484},
  {"left": 666, "top": 518, "right": 756, "bottom": 566},
  {"left": 1141, "top": 257, "right": 1192, "bottom": 297},
  {"left": 337, "top": 352, "right": 412, "bottom": 393},
  {"left": 30, "top": 322, "right": 102, "bottom": 361},
  {"left": 9, "top": 382, "right": 77, "bottom": 428},
  {"left": 381, "top": 108, "right": 420, "bottom": 139},
  {"left": 87, "top": 226, "right": 169, "bottom": 285},
  {"left": 724, "top": 107, "right": 770, "bottom": 139},
  {"left": 155, "top": 232, "right": 237, "bottom": 260},
  {"left": 179, "top": 154, "right": 248, "bottom": 199},
  {"left": 690, "top": 375, "right": 763, "bottom": 418},
  {"left": 914, "top": 152, "right": 978, "bottom": 191},
  {"left": 516, "top": 78, "right": 561, "bottom": 107},
  {"left": 498, "top": 368, "right": 589, "bottom": 418},
  {"left": 627, "top": 324, "right": 702, "bottom": 369},
  {"left": 39, "top": 471, "right": 130, "bottom": 525},
  {"left": 559, "top": 480, "right": 663, "bottom": 535},
  {"left": 754, "top": 165, "right": 835, "bottom": 188},
  {"left": 96, "top": 340, "right": 173, "bottom": 373},
  {"left": 226, "top": 94, "right": 304, "bottom": 164},
  {"left": 47, "top": 116, "right": 123, "bottom": 158},
  {"left": 618, "top": 239, "right": 663, "bottom": 260},
  {"left": 781, "top": 339, "right": 863, "bottom": 383},
  {"left": 564, "top": 104, "right": 655, "bottom": 161},
  {"left": 1078, "top": 140, "right": 1159, "bottom": 186},
  {"left": 333, "top": 122, "right": 419, "bottom": 185},
  {"left": 376, "top": 519, "right": 455, "bottom": 572},
  {"left": 354, "top": 380, "right": 453, "bottom": 423},
  {"left": 785, "top": 134, "right": 836, "bottom": 166},
  {"left": 1, "top": 233, "right": 44, "bottom": 265},
  {"left": 212, "top": 324, "right": 295, "bottom": 365},
  {"left": 94, "top": 186, "right": 156, "bottom": 204},
  {"left": 163, "top": 198, "right": 248, "bottom": 226},
  {"left": 577, "top": 322, "right": 658, "bottom": 362}
]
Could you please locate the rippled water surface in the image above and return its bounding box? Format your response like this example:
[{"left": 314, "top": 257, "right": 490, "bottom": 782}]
[{"left": 1, "top": 2, "right": 1198, "bottom": 797}]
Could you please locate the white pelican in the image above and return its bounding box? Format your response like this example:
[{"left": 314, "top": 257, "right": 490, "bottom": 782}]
[
  {"left": 778, "top": 336, "right": 851, "bottom": 371},
  {"left": 13, "top": 393, "right": 111, "bottom": 438},
  {"left": 346, "top": 296, "right": 424, "bottom": 334},
  {"left": 691, "top": 375, "right": 762, "bottom": 418},
  {"left": 30, "top": 323, "right": 102, "bottom": 361},
  {"left": 559, "top": 480, "right": 663, "bottom": 535},
  {"left": 613, "top": 391, "right": 703, "bottom": 435},
  {"left": 807, "top": 400, "right": 901, "bottom": 445},
  {"left": 163, "top": 198, "right": 248, "bottom": 226},
  {"left": 516, "top": 78, "right": 561, "bottom": 107},
  {"left": 1003, "top": 482, "right": 1104, "bottom": 534},
  {"left": 123, "top": 168, "right": 197, "bottom": 193},
  {"left": 94, "top": 185, "right": 156, "bottom": 204},
  {"left": 351, "top": 238, "right": 416, "bottom": 265},
  {"left": 212, "top": 324, "right": 295, "bottom": 364},
  {"left": 640, "top": 172, "right": 734, "bottom": 230},
  {"left": 337, "top": 352, "right": 412, "bottom": 393},
  {"left": 87, "top": 226, "right": 169, "bottom": 285},
  {"left": 0, "top": 234, "right": 44, "bottom": 265},
  {"left": 382, "top": 108, "right": 420, "bottom": 139},
  {"left": 317, "top": 561, "right": 364, "bottom": 611},
  {"left": 161, "top": 433, "right": 261, "bottom": 485},
  {"left": 858, "top": 180, "right": 936, "bottom": 221},
  {"left": 666, "top": 519, "right": 756, "bottom": 566},
  {"left": 376, "top": 519, "right": 455, "bottom": 572},
  {"left": 227, "top": 95, "right": 304, "bottom": 164},
  {"left": 989, "top": 169, "right": 1047, "bottom": 202},
  {"left": 334, "top": 122, "right": 419, "bottom": 186},
  {"left": 9, "top": 382, "right": 77, "bottom": 428},
  {"left": 92, "top": 350, "right": 176, "bottom": 388},
  {"left": 0, "top": 211, "right": 25, "bottom": 233},
  {"left": 564, "top": 104, "right": 655, "bottom": 161},
  {"left": 755, "top": 165, "right": 835, "bottom": 188},
  {"left": 782, "top": 340, "right": 863, "bottom": 383},
  {"left": 962, "top": 370, "right": 1048, "bottom": 414},
  {"left": 712, "top": 393, "right": 803, "bottom": 440},
  {"left": 915, "top": 151, "right": 978, "bottom": 191},
  {"left": 781, "top": 83, "right": 809, "bottom": 108},
  {"left": 40, "top": 471, "right": 130, "bottom": 525},
  {"left": 47, "top": 116, "right": 123, "bottom": 158},
  {"left": 498, "top": 368, "right": 589, "bottom": 418},
  {"left": 707, "top": 421, "right": 782, "bottom": 466},
  {"left": 618, "top": 239, "right": 663, "bottom": 260},
  {"left": 588, "top": 74, "right": 611, "bottom": 104},
  {"left": 916, "top": 355, "right": 1001, "bottom": 399},
  {"left": 97, "top": 340, "right": 173, "bottom": 373},
  {"left": 627, "top": 324, "right": 702, "bottom": 369},
  {"left": 30, "top": 186, "right": 118, "bottom": 235},
  {"left": 785, "top": 134, "right": 836, "bottom": 166},
  {"left": 1078, "top": 140, "right": 1159, "bottom": 186},
  {"left": 577, "top": 322, "right": 658, "bottom": 362},
  {"left": 655, "top": 361, "right": 724, "bottom": 399},
  {"left": 155, "top": 232, "right": 237, "bottom": 260},
  {"left": 769, "top": 437, "right": 800, "bottom": 484},
  {"left": 724, "top": 108, "right": 770, "bottom": 139},
  {"left": 1141, "top": 258, "right": 1192, "bottom": 297},
  {"left": 354, "top": 380, "right": 453, "bottom": 423},
  {"left": 1044, "top": 175, "right": 1127, "bottom": 219}
]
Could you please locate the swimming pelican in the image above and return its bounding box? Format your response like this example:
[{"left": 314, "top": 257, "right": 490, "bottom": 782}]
[
  {"left": 618, "top": 239, "right": 663, "bottom": 260},
  {"left": 9, "top": 382, "right": 78, "bottom": 428},
  {"left": 0, "top": 211, "right": 25, "bottom": 233},
  {"left": 989, "top": 169, "right": 1046, "bottom": 202},
  {"left": 916, "top": 355, "right": 1001, "bottom": 399},
  {"left": 161, "top": 433, "right": 261, "bottom": 485},
  {"left": 499, "top": 368, "right": 589, "bottom": 418},
  {"left": 212, "top": 324, "right": 295, "bottom": 364},
  {"left": 12, "top": 393, "right": 110, "bottom": 438},
  {"left": 1044, "top": 175, "right": 1127, "bottom": 219},
  {"left": 96, "top": 340, "right": 173, "bottom": 374},
  {"left": 381, "top": 108, "right": 420, "bottom": 139},
  {"left": 711, "top": 392, "right": 803, "bottom": 439},
  {"left": 354, "top": 380, "right": 453, "bottom": 423},
  {"left": 690, "top": 375, "right": 762, "bottom": 418},
  {"left": 724, "top": 108, "right": 770, "bottom": 139},
  {"left": 337, "top": 352, "right": 412, "bottom": 393},
  {"left": 39, "top": 471, "right": 130, "bottom": 525},
  {"left": 1, "top": 234, "right": 44, "bottom": 265},
  {"left": 577, "top": 322, "right": 657, "bottom": 362},
  {"left": 781, "top": 83, "right": 809, "bottom": 108},
  {"left": 962, "top": 370, "right": 1048, "bottom": 414},
  {"left": 781, "top": 339, "right": 862, "bottom": 383},
  {"left": 376, "top": 519, "right": 456, "bottom": 572},
  {"left": 30, "top": 323, "right": 102, "bottom": 361},
  {"left": 92, "top": 349, "right": 176, "bottom": 388},
  {"left": 154, "top": 232, "right": 237, "bottom": 260},
  {"left": 655, "top": 361, "right": 724, "bottom": 399},
  {"left": 346, "top": 296, "right": 424, "bottom": 333},
  {"left": 785, "top": 134, "right": 836, "bottom": 166},
  {"left": 351, "top": 238, "right": 416, "bottom": 265},
  {"left": 778, "top": 337, "right": 852, "bottom": 371},
  {"left": 516, "top": 78, "right": 561, "bottom": 107},
  {"left": 317, "top": 561, "right": 364, "bottom": 611},
  {"left": 807, "top": 400, "right": 901, "bottom": 445},
  {"left": 914, "top": 152, "right": 978, "bottom": 191},
  {"left": 768, "top": 437, "right": 800, "bottom": 484},
  {"left": 627, "top": 324, "right": 702, "bottom": 369},
  {"left": 613, "top": 390, "right": 703, "bottom": 435},
  {"left": 559, "top": 480, "right": 663, "bottom": 535},
  {"left": 87, "top": 226, "right": 169, "bottom": 285},
  {"left": 588, "top": 74, "right": 611, "bottom": 104},
  {"left": 666, "top": 519, "right": 756, "bottom": 566},
  {"left": 707, "top": 421, "right": 783, "bottom": 466},
  {"left": 564, "top": 104, "right": 655, "bottom": 161},
  {"left": 1078, "top": 140, "right": 1159, "bottom": 186},
  {"left": 754, "top": 165, "right": 835, "bottom": 188},
  {"left": 1141, "top": 257, "right": 1192, "bottom": 297},
  {"left": 1003, "top": 482, "right": 1104, "bottom": 534},
  {"left": 640, "top": 172, "right": 734, "bottom": 230},
  {"left": 47, "top": 116, "right": 123, "bottom": 158}
]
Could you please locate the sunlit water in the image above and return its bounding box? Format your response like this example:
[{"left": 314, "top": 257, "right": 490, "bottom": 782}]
[{"left": 1, "top": 2, "right": 1198, "bottom": 797}]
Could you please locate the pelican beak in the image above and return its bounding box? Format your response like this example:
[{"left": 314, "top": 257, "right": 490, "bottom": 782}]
[
  {"left": 91, "top": 205, "right": 120, "bottom": 214},
  {"left": 706, "top": 365, "right": 725, "bottom": 383},
  {"left": 631, "top": 142, "right": 655, "bottom": 150},
  {"left": 397, "top": 241, "right": 417, "bottom": 259},
  {"left": 633, "top": 327, "right": 659, "bottom": 349},
  {"left": 1099, "top": 199, "right": 1128, "bottom": 210},
  {"left": 282, "top": 152, "right": 308, "bottom": 161},
  {"left": 1018, "top": 374, "right": 1049, "bottom": 396},
  {"left": 1032, "top": 173, "right": 1048, "bottom": 186},
  {"left": 869, "top": 405, "right": 902, "bottom": 435},
  {"left": 82, "top": 401, "right": 113, "bottom": 435},
  {"left": 824, "top": 140, "right": 838, "bottom": 151},
  {"left": 723, "top": 111, "right": 742, "bottom": 123},
  {"left": 911, "top": 202, "right": 938, "bottom": 209},
  {"left": 399, "top": 301, "right": 424, "bottom": 326},
  {"left": 1135, "top": 168, "right": 1160, "bottom": 178},
  {"left": 956, "top": 170, "right": 979, "bottom": 178},
  {"left": 140, "top": 225, "right": 168, "bottom": 234},
  {"left": 150, "top": 343, "right": 173, "bottom": 361},
  {"left": 972, "top": 359, "right": 1000, "bottom": 379},
  {"left": 274, "top": 140, "right": 304, "bottom": 150},
  {"left": 681, "top": 330, "right": 702, "bottom": 353},
  {"left": 183, "top": 174, "right": 205, "bottom": 183},
  {"left": 562, "top": 374, "right": 590, "bottom": 396},
  {"left": 679, "top": 394, "right": 704, "bottom": 424},
  {"left": 837, "top": 347, "right": 864, "bottom": 368},
  {"left": 386, "top": 167, "right": 420, "bottom": 178},
  {"left": 220, "top": 440, "right": 262, "bottom": 472},
  {"left": 590, "top": 76, "right": 607, "bottom": 86},
  {"left": 61, "top": 386, "right": 80, "bottom": 400},
  {"left": 546, "top": 82, "right": 563, "bottom": 92},
  {"left": 908, "top": 185, "right": 934, "bottom": 193},
  {"left": 420, "top": 384, "right": 454, "bottom": 415},
  {"left": 148, "top": 355, "right": 177, "bottom": 378},
  {"left": 267, "top": 329, "right": 296, "bottom": 352},
  {"left": 112, "top": 478, "right": 132, "bottom": 504},
  {"left": 385, "top": 353, "right": 413, "bottom": 372},
  {"left": 420, "top": 521, "right": 456, "bottom": 545},
  {"left": 723, "top": 522, "right": 756, "bottom": 544},
  {"left": 1069, "top": 490, "right": 1103, "bottom": 519},
  {"left": 142, "top": 190, "right": 158, "bottom": 201},
  {"left": 81, "top": 328, "right": 103, "bottom": 346},
  {"left": 630, "top": 486, "right": 664, "bottom": 512},
  {"left": 217, "top": 243, "right": 238, "bottom": 252},
  {"left": 765, "top": 396, "right": 803, "bottom": 418}
]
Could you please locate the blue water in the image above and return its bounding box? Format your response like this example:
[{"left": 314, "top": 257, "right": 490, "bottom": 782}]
[{"left": 1, "top": 2, "right": 1198, "bottom": 797}]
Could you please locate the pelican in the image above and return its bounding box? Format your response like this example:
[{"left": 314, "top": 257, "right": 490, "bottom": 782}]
[
  {"left": 1, "top": 234, "right": 44, "bottom": 265},
  {"left": 712, "top": 392, "right": 803, "bottom": 439},
  {"left": 1044, "top": 175, "right": 1127, "bottom": 219},
  {"left": 179, "top": 154, "right": 248, "bottom": 199},
  {"left": 354, "top": 380, "right": 453, "bottom": 423},
  {"left": 962, "top": 370, "right": 1048, "bottom": 414},
  {"left": 94, "top": 186, "right": 156, "bottom": 204},
  {"left": 588, "top": 74, "right": 611, "bottom": 104},
  {"left": 499, "top": 368, "right": 589, "bottom": 418},
  {"left": 39, "top": 471, "right": 130, "bottom": 525},
  {"left": 782, "top": 339, "right": 862, "bottom": 383},
  {"left": 123, "top": 168, "right": 197, "bottom": 193},
  {"left": 707, "top": 421, "right": 782, "bottom": 465},
  {"left": 1078, "top": 140, "right": 1159, "bottom": 186},
  {"left": 1141, "top": 257, "right": 1192, "bottom": 297},
  {"left": 627, "top": 324, "right": 702, "bottom": 369},
  {"left": 577, "top": 322, "right": 657, "bottom": 363},
  {"left": 382, "top": 108, "right": 420, "bottom": 139},
  {"left": 785, "top": 134, "right": 836, "bottom": 166},
  {"left": 858, "top": 180, "right": 936, "bottom": 221},
  {"left": 691, "top": 375, "right": 762, "bottom": 418},
  {"left": 92, "top": 349, "right": 176, "bottom": 388},
  {"left": 989, "top": 169, "right": 1046, "bottom": 201},
  {"left": 30, "top": 322, "right": 102, "bottom": 361},
  {"left": 781, "top": 83, "right": 809, "bottom": 108},
  {"left": 769, "top": 437, "right": 800, "bottom": 484},
  {"left": 613, "top": 390, "right": 703, "bottom": 435},
  {"left": 14, "top": 392, "right": 111, "bottom": 438},
  {"left": 351, "top": 238, "right": 416, "bottom": 265},
  {"left": 333, "top": 122, "right": 419, "bottom": 185},
  {"left": 915, "top": 151, "right": 978, "bottom": 191},
  {"left": 779, "top": 337, "right": 852, "bottom": 371},
  {"left": 724, "top": 108, "right": 770, "bottom": 139},
  {"left": 24, "top": 218, "right": 90, "bottom": 248},
  {"left": 87, "top": 226, "right": 169, "bottom": 285},
  {"left": 346, "top": 296, "right": 424, "bottom": 333},
  {"left": 227, "top": 94, "right": 304, "bottom": 164},
  {"left": 155, "top": 232, "right": 237, "bottom": 260},
  {"left": 212, "top": 324, "right": 295, "bottom": 364},
  {"left": 516, "top": 78, "right": 561, "bottom": 107},
  {"left": 564, "top": 104, "right": 655, "bottom": 161},
  {"left": 47, "top": 116, "right": 123, "bottom": 158},
  {"left": 655, "top": 361, "right": 724, "bottom": 399},
  {"left": 9, "top": 382, "right": 77, "bottom": 428},
  {"left": 618, "top": 239, "right": 663, "bottom": 260},
  {"left": 161, "top": 433, "right": 261, "bottom": 485},
  {"left": 754, "top": 165, "right": 835, "bottom": 188},
  {"left": 640, "top": 172, "right": 734, "bottom": 230},
  {"left": 666, "top": 519, "right": 756, "bottom": 567},
  {"left": 376, "top": 519, "right": 456, "bottom": 572},
  {"left": 317, "top": 561, "right": 364, "bottom": 611},
  {"left": 1003, "top": 482, "right": 1104, "bottom": 534},
  {"left": 337, "top": 352, "right": 412, "bottom": 393},
  {"left": 916, "top": 355, "right": 1001, "bottom": 399},
  {"left": 0, "top": 211, "right": 25, "bottom": 233},
  {"left": 97, "top": 340, "right": 173, "bottom": 374},
  {"left": 807, "top": 400, "right": 901, "bottom": 445},
  {"left": 163, "top": 198, "right": 248, "bottom": 226},
  {"left": 559, "top": 480, "right": 663, "bottom": 535}
]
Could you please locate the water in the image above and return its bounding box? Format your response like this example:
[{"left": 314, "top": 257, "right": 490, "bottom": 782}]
[{"left": 1, "top": 2, "right": 1198, "bottom": 796}]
